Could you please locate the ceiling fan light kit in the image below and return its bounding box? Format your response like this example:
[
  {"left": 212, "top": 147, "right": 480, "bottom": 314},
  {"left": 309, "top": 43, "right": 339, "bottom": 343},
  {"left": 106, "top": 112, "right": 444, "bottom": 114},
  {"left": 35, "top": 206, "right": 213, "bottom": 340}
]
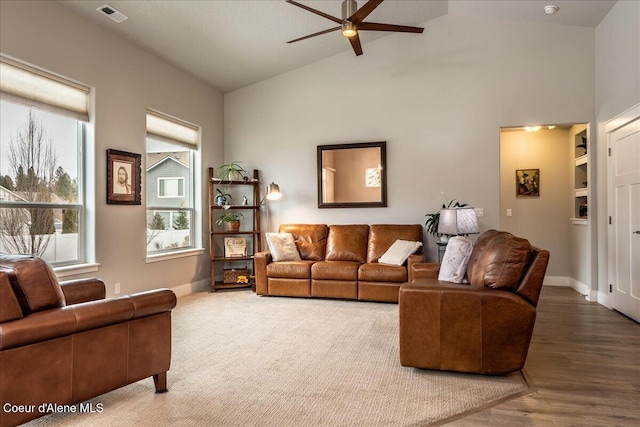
[{"left": 286, "top": 0, "right": 424, "bottom": 56}]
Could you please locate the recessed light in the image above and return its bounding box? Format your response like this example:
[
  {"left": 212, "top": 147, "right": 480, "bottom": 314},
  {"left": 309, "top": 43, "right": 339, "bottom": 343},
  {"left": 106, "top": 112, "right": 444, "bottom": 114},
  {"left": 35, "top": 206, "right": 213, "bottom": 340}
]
[
  {"left": 97, "top": 4, "right": 128, "bottom": 23},
  {"left": 544, "top": 5, "right": 558, "bottom": 15}
]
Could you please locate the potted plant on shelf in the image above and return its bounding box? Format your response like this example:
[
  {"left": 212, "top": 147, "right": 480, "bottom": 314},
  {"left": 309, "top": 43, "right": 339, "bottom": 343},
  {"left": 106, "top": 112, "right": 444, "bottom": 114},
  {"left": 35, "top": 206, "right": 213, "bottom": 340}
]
[
  {"left": 425, "top": 198, "right": 468, "bottom": 242},
  {"left": 215, "top": 212, "right": 244, "bottom": 232},
  {"left": 215, "top": 188, "right": 232, "bottom": 206},
  {"left": 216, "top": 161, "right": 247, "bottom": 182}
]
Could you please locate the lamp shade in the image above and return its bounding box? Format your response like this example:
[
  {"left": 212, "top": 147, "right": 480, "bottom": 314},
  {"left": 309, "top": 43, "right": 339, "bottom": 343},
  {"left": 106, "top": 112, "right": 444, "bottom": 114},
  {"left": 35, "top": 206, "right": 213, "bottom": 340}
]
[
  {"left": 438, "top": 208, "right": 479, "bottom": 236},
  {"left": 265, "top": 182, "right": 281, "bottom": 201}
]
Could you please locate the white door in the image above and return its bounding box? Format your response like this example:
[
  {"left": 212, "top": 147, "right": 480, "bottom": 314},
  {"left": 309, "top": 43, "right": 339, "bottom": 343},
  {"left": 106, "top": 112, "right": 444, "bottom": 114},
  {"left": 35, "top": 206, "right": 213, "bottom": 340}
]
[{"left": 609, "top": 112, "right": 640, "bottom": 323}]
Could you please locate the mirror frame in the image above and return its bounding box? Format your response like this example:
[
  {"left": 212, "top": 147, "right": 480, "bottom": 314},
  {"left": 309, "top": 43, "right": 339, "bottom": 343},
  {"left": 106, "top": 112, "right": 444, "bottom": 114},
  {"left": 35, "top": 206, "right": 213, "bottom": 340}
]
[{"left": 317, "top": 141, "right": 387, "bottom": 209}]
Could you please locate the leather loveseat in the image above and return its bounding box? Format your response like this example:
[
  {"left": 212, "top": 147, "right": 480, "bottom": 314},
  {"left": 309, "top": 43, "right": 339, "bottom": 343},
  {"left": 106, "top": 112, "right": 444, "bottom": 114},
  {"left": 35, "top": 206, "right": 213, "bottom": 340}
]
[
  {"left": 0, "top": 254, "right": 177, "bottom": 426},
  {"left": 399, "top": 230, "right": 549, "bottom": 375},
  {"left": 255, "top": 224, "right": 423, "bottom": 302}
]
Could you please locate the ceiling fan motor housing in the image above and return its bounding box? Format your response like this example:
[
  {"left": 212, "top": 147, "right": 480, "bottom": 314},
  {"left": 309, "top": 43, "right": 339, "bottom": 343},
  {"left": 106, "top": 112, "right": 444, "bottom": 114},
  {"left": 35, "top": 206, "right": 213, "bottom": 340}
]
[{"left": 342, "top": 0, "right": 358, "bottom": 20}]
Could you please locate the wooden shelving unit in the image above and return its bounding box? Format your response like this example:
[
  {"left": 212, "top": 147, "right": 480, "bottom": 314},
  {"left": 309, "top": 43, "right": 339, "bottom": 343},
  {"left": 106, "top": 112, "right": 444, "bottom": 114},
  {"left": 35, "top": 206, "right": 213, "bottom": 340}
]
[{"left": 208, "top": 168, "right": 261, "bottom": 291}]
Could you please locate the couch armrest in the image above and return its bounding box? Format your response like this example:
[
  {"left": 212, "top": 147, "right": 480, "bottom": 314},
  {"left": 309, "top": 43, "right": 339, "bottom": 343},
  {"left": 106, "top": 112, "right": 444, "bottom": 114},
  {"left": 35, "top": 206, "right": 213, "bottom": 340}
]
[
  {"left": 409, "top": 263, "right": 441, "bottom": 282},
  {"left": 0, "top": 289, "right": 176, "bottom": 351},
  {"left": 398, "top": 283, "right": 537, "bottom": 374},
  {"left": 60, "top": 278, "right": 106, "bottom": 305},
  {"left": 254, "top": 251, "right": 272, "bottom": 295}
]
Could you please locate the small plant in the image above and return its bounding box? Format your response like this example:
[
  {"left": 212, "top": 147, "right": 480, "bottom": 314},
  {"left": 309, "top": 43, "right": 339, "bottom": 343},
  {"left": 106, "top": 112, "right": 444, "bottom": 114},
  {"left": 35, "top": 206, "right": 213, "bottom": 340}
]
[
  {"left": 425, "top": 196, "right": 468, "bottom": 237},
  {"left": 216, "top": 161, "right": 247, "bottom": 181},
  {"left": 215, "top": 188, "right": 232, "bottom": 206},
  {"left": 215, "top": 212, "right": 244, "bottom": 225}
]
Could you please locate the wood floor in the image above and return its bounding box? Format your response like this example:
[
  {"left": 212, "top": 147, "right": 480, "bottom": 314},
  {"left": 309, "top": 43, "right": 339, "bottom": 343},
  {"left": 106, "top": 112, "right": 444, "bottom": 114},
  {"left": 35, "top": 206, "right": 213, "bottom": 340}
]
[{"left": 443, "top": 286, "right": 640, "bottom": 426}]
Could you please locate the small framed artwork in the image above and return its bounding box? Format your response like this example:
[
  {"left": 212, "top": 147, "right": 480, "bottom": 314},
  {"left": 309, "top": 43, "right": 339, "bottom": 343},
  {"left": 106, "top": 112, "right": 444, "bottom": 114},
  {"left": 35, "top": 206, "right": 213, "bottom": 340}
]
[
  {"left": 516, "top": 169, "right": 540, "bottom": 197},
  {"left": 365, "top": 167, "right": 381, "bottom": 187},
  {"left": 107, "top": 149, "right": 141, "bottom": 205},
  {"left": 224, "top": 237, "right": 247, "bottom": 258}
]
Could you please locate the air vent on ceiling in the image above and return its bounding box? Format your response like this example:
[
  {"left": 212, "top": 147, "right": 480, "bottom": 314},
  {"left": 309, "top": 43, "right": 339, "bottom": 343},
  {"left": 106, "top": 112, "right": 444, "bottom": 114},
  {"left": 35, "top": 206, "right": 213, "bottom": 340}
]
[{"left": 97, "top": 4, "right": 128, "bottom": 23}]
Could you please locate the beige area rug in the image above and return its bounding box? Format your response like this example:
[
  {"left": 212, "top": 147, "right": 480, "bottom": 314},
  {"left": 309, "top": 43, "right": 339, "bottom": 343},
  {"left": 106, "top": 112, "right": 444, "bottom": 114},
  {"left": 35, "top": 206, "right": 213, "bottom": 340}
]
[{"left": 26, "top": 290, "right": 531, "bottom": 427}]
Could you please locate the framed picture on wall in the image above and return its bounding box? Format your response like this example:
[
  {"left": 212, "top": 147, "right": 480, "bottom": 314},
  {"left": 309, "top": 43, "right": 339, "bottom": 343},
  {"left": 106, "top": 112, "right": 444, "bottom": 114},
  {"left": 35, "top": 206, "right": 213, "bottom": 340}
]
[
  {"left": 107, "top": 149, "right": 141, "bottom": 205},
  {"left": 515, "top": 169, "right": 540, "bottom": 197}
]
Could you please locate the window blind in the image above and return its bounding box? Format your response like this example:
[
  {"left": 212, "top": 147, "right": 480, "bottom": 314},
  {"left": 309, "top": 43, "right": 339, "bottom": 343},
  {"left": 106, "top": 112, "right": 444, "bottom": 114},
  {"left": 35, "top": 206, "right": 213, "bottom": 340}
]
[
  {"left": 0, "top": 56, "right": 90, "bottom": 122},
  {"left": 146, "top": 110, "right": 199, "bottom": 147}
]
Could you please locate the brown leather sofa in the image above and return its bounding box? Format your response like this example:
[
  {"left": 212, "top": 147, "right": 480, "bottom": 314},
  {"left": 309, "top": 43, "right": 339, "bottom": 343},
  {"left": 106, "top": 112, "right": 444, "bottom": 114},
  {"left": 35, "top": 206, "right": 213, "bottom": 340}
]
[
  {"left": 399, "top": 230, "right": 549, "bottom": 375},
  {"left": 0, "top": 254, "right": 177, "bottom": 426},
  {"left": 255, "top": 224, "right": 423, "bottom": 302}
]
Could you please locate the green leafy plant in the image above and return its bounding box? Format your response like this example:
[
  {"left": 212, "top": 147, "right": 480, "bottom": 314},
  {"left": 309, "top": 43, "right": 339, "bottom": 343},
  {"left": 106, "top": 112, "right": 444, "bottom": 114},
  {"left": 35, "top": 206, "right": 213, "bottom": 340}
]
[
  {"left": 216, "top": 161, "right": 247, "bottom": 181},
  {"left": 215, "top": 212, "right": 244, "bottom": 225},
  {"left": 425, "top": 198, "right": 468, "bottom": 237},
  {"left": 215, "top": 188, "right": 232, "bottom": 206}
]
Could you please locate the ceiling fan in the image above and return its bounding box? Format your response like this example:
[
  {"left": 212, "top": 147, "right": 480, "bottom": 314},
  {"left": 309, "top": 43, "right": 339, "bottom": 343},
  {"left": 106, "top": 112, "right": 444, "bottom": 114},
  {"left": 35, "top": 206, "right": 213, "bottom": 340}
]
[{"left": 286, "top": 0, "right": 424, "bottom": 56}]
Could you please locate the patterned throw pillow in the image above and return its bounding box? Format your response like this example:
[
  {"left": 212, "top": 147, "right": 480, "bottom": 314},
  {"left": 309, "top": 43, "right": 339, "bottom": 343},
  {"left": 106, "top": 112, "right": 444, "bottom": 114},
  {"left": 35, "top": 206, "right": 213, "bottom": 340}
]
[{"left": 438, "top": 236, "right": 474, "bottom": 283}]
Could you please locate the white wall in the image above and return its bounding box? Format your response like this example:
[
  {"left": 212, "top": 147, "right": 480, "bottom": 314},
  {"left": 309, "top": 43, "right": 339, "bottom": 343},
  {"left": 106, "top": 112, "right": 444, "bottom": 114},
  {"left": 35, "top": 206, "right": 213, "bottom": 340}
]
[
  {"left": 225, "top": 14, "right": 595, "bottom": 261},
  {"left": 595, "top": 0, "right": 640, "bottom": 305},
  {"left": 499, "top": 129, "right": 572, "bottom": 277},
  {"left": 0, "top": 1, "right": 224, "bottom": 296}
]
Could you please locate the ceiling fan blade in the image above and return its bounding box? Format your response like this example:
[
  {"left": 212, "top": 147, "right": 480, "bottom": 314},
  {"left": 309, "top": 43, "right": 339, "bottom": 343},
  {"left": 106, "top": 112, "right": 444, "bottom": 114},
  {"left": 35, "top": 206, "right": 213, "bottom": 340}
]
[
  {"left": 287, "top": 26, "right": 341, "bottom": 44},
  {"left": 348, "top": 33, "right": 364, "bottom": 56},
  {"left": 349, "top": 0, "right": 384, "bottom": 25},
  {"left": 286, "top": 0, "right": 342, "bottom": 24},
  {"left": 358, "top": 22, "right": 424, "bottom": 33}
]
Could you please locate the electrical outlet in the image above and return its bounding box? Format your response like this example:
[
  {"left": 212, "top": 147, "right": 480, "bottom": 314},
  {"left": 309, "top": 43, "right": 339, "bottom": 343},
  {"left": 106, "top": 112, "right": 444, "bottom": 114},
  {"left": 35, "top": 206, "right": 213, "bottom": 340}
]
[
  {"left": 507, "top": 209, "right": 513, "bottom": 217},
  {"left": 474, "top": 208, "right": 484, "bottom": 217},
  {"left": 115, "top": 282, "right": 120, "bottom": 294}
]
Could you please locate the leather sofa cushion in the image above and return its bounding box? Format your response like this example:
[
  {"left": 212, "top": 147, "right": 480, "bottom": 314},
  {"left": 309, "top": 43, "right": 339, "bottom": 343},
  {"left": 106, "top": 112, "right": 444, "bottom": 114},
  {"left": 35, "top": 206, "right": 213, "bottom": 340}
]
[
  {"left": 279, "top": 224, "right": 328, "bottom": 261},
  {"left": 312, "top": 261, "right": 360, "bottom": 281},
  {"left": 467, "top": 230, "right": 533, "bottom": 290},
  {"left": 267, "top": 260, "right": 315, "bottom": 279},
  {"left": 359, "top": 263, "right": 407, "bottom": 282},
  {"left": 0, "top": 272, "right": 23, "bottom": 323},
  {"left": 0, "top": 254, "right": 65, "bottom": 314},
  {"left": 367, "top": 224, "right": 423, "bottom": 263},
  {"left": 325, "top": 225, "right": 369, "bottom": 263}
]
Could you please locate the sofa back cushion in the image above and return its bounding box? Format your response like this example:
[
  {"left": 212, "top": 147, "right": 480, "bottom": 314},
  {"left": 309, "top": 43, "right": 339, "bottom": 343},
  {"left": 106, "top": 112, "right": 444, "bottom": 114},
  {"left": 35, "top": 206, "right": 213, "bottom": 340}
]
[
  {"left": 278, "top": 224, "right": 329, "bottom": 261},
  {"left": 367, "top": 224, "right": 423, "bottom": 263},
  {"left": 325, "top": 225, "right": 369, "bottom": 263},
  {"left": 0, "top": 254, "right": 65, "bottom": 314},
  {"left": 0, "top": 271, "right": 23, "bottom": 323},
  {"left": 466, "top": 230, "right": 533, "bottom": 291}
]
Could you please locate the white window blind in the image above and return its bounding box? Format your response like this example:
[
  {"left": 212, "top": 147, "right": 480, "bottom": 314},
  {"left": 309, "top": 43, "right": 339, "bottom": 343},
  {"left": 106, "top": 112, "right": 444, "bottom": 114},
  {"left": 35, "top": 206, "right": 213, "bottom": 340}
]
[
  {"left": 146, "top": 110, "right": 199, "bottom": 147},
  {"left": 0, "top": 56, "right": 89, "bottom": 122}
]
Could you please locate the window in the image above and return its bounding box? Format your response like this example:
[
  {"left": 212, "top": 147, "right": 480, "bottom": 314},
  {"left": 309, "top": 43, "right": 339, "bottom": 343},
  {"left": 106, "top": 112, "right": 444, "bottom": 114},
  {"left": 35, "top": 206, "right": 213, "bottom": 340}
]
[
  {"left": 0, "top": 56, "right": 89, "bottom": 266},
  {"left": 146, "top": 110, "right": 199, "bottom": 255},
  {"left": 158, "top": 177, "right": 185, "bottom": 198}
]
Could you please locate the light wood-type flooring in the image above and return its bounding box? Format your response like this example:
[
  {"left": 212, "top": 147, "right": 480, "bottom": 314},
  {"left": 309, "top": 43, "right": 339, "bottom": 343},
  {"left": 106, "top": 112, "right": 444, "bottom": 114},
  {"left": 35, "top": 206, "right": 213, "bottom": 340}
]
[{"left": 441, "top": 286, "right": 640, "bottom": 426}]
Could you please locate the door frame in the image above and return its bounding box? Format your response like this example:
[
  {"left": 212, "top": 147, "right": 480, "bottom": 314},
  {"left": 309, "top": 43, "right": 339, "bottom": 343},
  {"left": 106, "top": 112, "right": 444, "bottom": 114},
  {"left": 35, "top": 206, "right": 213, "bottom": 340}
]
[{"left": 605, "top": 103, "right": 640, "bottom": 309}]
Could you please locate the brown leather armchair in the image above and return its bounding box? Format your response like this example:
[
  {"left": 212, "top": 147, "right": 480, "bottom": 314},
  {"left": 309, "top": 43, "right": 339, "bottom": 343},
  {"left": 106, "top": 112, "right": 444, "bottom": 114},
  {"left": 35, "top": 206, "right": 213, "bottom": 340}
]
[
  {"left": 399, "top": 230, "right": 549, "bottom": 375},
  {"left": 0, "top": 254, "right": 177, "bottom": 426}
]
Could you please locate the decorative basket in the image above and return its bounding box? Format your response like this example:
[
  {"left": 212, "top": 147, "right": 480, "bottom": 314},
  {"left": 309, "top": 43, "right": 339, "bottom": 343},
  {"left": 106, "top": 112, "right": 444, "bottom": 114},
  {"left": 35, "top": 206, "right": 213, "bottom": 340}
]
[{"left": 223, "top": 268, "right": 251, "bottom": 284}]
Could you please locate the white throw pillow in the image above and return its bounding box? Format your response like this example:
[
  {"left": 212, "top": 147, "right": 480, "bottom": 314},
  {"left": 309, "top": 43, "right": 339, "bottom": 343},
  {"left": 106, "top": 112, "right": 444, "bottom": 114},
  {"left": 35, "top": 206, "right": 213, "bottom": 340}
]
[
  {"left": 438, "top": 236, "right": 473, "bottom": 283},
  {"left": 265, "top": 233, "right": 301, "bottom": 262},
  {"left": 378, "top": 240, "right": 423, "bottom": 266}
]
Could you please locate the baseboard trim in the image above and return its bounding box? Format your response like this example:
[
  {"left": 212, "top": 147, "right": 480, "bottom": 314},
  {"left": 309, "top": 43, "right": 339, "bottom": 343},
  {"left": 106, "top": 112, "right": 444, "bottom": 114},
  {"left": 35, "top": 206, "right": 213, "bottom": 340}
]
[
  {"left": 542, "top": 276, "right": 570, "bottom": 287},
  {"left": 172, "top": 278, "right": 209, "bottom": 298}
]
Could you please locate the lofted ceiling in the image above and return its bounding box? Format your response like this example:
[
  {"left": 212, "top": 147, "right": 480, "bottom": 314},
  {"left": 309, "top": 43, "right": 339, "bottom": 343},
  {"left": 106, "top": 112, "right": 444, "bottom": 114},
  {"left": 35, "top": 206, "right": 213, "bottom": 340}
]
[{"left": 57, "top": 0, "right": 617, "bottom": 93}]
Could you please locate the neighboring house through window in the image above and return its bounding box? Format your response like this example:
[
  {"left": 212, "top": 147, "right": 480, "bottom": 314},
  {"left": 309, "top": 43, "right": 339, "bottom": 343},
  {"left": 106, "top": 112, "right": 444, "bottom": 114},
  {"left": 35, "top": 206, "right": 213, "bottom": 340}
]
[
  {"left": 146, "top": 110, "right": 199, "bottom": 255},
  {"left": 0, "top": 56, "right": 89, "bottom": 266}
]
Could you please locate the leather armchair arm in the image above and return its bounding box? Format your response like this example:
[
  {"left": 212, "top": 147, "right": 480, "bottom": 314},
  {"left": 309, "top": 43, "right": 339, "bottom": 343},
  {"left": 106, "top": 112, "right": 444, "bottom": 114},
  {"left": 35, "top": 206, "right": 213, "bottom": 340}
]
[
  {"left": 254, "top": 251, "right": 272, "bottom": 295},
  {"left": 0, "top": 289, "right": 176, "bottom": 351},
  {"left": 399, "top": 283, "right": 537, "bottom": 375},
  {"left": 60, "top": 278, "right": 106, "bottom": 305},
  {"left": 409, "top": 262, "right": 441, "bottom": 282}
]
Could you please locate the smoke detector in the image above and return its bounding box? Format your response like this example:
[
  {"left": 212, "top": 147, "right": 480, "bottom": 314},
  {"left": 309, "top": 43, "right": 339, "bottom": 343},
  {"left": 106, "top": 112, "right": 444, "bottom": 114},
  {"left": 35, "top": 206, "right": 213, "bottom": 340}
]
[
  {"left": 544, "top": 5, "right": 558, "bottom": 15},
  {"left": 97, "top": 4, "right": 128, "bottom": 23}
]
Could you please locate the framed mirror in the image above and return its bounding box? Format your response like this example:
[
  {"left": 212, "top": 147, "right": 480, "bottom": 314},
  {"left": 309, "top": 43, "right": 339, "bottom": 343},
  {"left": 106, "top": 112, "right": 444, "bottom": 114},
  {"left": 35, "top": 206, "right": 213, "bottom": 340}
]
[{"left": 317, "top": 141, "right": 387, "bottom": 208}]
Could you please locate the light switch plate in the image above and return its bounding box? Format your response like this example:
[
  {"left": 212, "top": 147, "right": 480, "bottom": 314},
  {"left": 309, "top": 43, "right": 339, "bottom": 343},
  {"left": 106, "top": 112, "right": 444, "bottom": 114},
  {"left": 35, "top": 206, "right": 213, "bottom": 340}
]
[{"left": 474, "top": 208, "right": 484, "bottom": 217}]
